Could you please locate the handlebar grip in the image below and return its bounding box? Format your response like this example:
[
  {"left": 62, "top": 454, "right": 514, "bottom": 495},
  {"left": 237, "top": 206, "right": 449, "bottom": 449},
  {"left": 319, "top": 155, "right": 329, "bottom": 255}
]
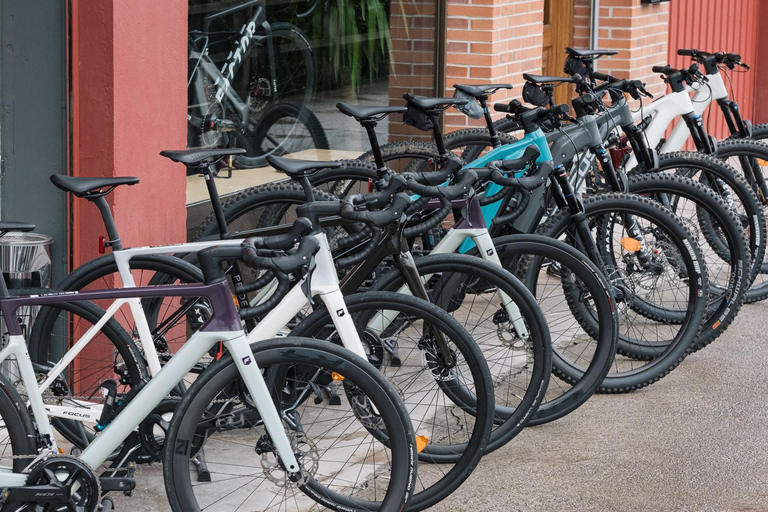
[
  {"left": 336, "top": 226, "right": 383, "bottom": 268},
  {"left": 490, "top": 189, "right": 531, "bottom": 227},
  {"left": 402, "top": 199, "right": 452, "bottom": 239},
  {"left": 591, "top": 71, "right": 616, "bottom": 83},
  {"left": 337, "top": 225, "right": 372, "bottom": 249},
  {"left": 339, "top": 193, "right": 411, "bottom": 227},
  {"left": 240, "top": 236, "right": 320, "bottom": 275},
  {"left": 247, "top": 218, "right": 313, "bottom": 251},
  {"left": 677, "top": 48, "right": 696, "bottom": 57},
  {"left": 494, "top": 103, "right": 514, "bottom": 113},
  {"left": 238, "top": 272, "right": 290, "bottom": 320},
  {"left": 403, "top": 169, "right": 477, "bottom": 201},
  {"left": 652, "top": 65, "right": 675, "bottom": 74}
]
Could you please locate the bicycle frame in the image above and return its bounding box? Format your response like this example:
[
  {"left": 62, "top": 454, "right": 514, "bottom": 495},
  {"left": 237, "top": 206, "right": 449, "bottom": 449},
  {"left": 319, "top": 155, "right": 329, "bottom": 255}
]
[{"left": 0, "top": 278, "right": 301, "bottom": 486}]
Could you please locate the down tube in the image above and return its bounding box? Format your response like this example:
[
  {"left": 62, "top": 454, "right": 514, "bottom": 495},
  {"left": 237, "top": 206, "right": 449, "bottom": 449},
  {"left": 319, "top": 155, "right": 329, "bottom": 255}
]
[{"left": 458, "top": 130, "right": 554, "bottom": 253}]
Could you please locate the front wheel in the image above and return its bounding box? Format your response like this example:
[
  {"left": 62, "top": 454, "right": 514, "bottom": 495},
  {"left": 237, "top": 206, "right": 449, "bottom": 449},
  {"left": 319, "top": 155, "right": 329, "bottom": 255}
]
[
  {"left": 163, "top": 338, "right": 417, "bottom": 512},
  {"left": 537, "top": 193, "right": 708, "bottom": 393}
]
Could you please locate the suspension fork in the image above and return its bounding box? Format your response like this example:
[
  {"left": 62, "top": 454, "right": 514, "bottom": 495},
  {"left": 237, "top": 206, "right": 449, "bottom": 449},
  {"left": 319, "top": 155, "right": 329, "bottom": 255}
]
[
  {"left": 683, "top": 112, "right": 717, "bottom": 155},
  {"left": 716, "top": 98, "right": 768, "bottom": 202},
  {"left": 591, "top": 145, "right": 656, "bottom": 268}
]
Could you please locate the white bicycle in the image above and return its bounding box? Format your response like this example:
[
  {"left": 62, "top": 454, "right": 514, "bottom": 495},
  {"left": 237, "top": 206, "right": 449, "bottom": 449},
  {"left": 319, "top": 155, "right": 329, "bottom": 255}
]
[{"left": 0, "top": 224, "right": 417, "bottom": 511}]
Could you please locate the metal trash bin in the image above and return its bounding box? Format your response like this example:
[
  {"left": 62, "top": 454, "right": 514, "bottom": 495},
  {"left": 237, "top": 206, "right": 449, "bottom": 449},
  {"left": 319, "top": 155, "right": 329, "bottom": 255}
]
[{"left": 0, "top": 232, "right": 53, "bottom": 381}]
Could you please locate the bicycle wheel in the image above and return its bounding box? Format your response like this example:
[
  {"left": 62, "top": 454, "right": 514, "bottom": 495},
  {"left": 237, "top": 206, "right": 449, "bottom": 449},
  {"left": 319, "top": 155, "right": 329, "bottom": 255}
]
[
  {"left": 537, "top": 193, "right": 708, "bottom": 392},
  {"left": 21, "top": 292, "right": 148, "bottom": 452},
  {"left": 163, "top": 337, "right": 417, "bottom": 512},
  {"left": 0, "top": 372, "right": 38, "bottom": 472},
  {"left": 30, "top": 255, "right": 207, "bottom": 379},
  {"left": 289, "top": 291, "right": 496, "bottom": 511},
  {"left": 636, "top": 151, "right": 767, "bottom": 303},
  {"left": 194, "top": 181, "right": 341, "bottom": 241},
  {"left": 711, "top": 139, "right": 768, "bottom": 299},
  {"left": 238, "top": 101, "right": 329, "bottom": 168},
  {"left": 494, "top": 235, "right": 619, "bottom": 425},
  {"left": 627, "top": 172, "right": 750, "bottom": 351}
]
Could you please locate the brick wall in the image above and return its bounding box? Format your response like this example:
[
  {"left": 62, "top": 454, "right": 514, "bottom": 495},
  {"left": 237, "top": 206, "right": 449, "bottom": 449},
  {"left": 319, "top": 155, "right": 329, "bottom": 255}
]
[
  {"left": 443, "top": 0, "right": 545, "bottom": 132},
  {"left": 388, "top": 0, "right": 439, "bottom": 142},
  {"left": 591, "top": 0, "right": 670, "bottom": 97},
  {"left": 573, "top": 0, "right": 591, "bottom": 50}
]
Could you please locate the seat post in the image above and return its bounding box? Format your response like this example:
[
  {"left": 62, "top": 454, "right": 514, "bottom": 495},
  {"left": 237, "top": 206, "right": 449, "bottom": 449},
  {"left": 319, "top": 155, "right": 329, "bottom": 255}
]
[
  {"left": 430, "top": 113, "right": 448, "bottom": 156},
  {"left": 200, "top": 165, "right": 230, "bottom": 236},
  {"left": 91, "top": 196, "right": 123, "bottom": 251},
  {"left": 361, "top": 120, "right": 387, "bottom": 177}
]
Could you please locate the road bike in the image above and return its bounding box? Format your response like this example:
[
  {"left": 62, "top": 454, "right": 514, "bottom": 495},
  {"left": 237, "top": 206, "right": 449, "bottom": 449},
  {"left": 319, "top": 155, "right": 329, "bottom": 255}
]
[
  {"left": 0, "top": 223, "right": 418, "bottom": 511},
  {"left": 187, "top": 0, "right": 328, "bottom": 168}
]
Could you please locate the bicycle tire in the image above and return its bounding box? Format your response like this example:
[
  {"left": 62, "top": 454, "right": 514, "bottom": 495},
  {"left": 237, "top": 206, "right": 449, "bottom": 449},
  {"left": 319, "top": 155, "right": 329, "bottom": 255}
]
[
  {"left": 632, "top": 151, "right": 768, "bottom": 303},
  {"left": 194, "top": 181, "right": 340, "bottom": 240},
  {"left": 627, "top": 172, "right": 749, "bottom": 351},
  {"left": 235, "top": 101, "right": 329, "bottom": 169},
  {"left": 537, "top": 193, "right": 707, "bottom": 392},
  {"left": 0, "top": 372, "right": 38, "bottom": 472},
  {"left": 492, "top": 234, "right": 619, "bottom": 425},
  {"left": 288, "top": 290, "right": 495, "bottom": 510},
  {"left": 163, "top": 337, "right": 417, "bottom": 512}
]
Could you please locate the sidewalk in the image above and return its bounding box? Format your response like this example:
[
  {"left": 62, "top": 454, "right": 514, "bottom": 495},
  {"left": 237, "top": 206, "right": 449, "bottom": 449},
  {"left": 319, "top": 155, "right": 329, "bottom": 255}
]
[{"left": 114, "top": 300, "right": 768, "bottom": 511}]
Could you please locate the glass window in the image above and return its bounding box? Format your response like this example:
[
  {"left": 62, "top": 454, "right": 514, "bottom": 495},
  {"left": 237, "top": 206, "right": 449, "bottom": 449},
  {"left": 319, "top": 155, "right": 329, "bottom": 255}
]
[{"left": 187, "top": 0, "right": 440, "bottom": 170}]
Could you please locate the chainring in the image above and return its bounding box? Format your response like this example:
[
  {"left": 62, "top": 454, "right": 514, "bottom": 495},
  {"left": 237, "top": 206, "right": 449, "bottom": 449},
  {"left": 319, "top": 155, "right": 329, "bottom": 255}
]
[{"left": 25, "top": 455, "right": 100, "bottom": 512}]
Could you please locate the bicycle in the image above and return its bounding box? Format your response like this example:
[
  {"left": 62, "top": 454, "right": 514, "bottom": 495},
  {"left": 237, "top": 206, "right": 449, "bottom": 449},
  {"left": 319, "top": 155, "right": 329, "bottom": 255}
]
[
  {"left": 187, "top": 0, "right": 328, "bottom": 168},
  {"left": 0, "top": 224, "right": 418, "bottom": 511},
  {"left": 43, "top": 153, "right": 500, "bottom": 510}
]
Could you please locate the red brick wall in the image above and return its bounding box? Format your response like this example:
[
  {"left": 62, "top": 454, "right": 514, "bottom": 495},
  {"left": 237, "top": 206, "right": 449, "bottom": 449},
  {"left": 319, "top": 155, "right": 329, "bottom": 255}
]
[
  {"left": 573, "top": 0, "right": 592, "bottom": 50},
  {"left": 443, "top": 0, "right": 545, "bottom": 132},
  {"left": 592, "top": 0, "right": 670, "bottom": 97},
  {"left": 388, "top": 0, "right": 439, "bottom": 142}
]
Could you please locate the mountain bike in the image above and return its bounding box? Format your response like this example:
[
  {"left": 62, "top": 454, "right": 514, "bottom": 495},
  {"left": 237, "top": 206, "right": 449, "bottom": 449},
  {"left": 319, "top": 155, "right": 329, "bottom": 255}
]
[
  {"left": 187, "top": 0, "right": 328, "bottom": 168},
  {"left": 0, "top": 225, "right": 418, "bottom": 511}
]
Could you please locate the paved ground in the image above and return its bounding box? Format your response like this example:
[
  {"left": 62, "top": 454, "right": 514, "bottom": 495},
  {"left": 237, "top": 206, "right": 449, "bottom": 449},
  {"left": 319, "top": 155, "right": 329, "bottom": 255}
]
[{"left": 112, "top": 299, "right": 768, "bottom": 511}]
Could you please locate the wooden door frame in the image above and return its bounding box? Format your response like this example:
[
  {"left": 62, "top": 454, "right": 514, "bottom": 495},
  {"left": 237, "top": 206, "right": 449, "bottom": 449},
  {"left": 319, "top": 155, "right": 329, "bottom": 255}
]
[{"left": 543, "top": 0, "right": 575, "bottom": 105}]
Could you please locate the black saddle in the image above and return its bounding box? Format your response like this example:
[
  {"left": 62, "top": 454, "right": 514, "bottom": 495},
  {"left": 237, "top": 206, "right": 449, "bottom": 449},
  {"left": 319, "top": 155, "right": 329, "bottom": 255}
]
[
  {"left": 336, "top": 103, "right": 406, "bottom": 121},
  {"left": 159, "top": 148, "right": 246, "bottom": 166},
  {"left": 0, "top": 222, "right": 35, "bottom": 233},
  {"left": 453, "top": 83, "right": 513, "bottom": 98},
  {"left": 50, "top": 175, "right": 139, "bottom": 198},
  {"left": 565, "top": 47, "right": 618, "bottom": 59},
  {"left": 404, "top": 94, "right": 468, "bottom": 111},
  {"left": 523, "top": 73, "right": 576, "bottom": 85},
  {"left": 266, "top": 155, "right": 341, "bottom": 178}
]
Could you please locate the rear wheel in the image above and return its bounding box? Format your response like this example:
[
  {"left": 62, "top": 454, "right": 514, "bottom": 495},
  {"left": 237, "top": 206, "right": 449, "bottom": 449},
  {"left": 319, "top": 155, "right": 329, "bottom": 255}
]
[{"left": 288, "top": 292, "right": 496, "bottom": 511}]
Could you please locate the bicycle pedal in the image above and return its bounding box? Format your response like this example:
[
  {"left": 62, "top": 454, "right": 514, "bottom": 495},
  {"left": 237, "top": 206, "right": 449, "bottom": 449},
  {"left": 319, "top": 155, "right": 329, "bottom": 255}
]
[
  {"left": 99, "top": 497, "right": 115, "bottom": 512},
  {"left": 99, "top": 476, "right": 135, "bottom": 493}
]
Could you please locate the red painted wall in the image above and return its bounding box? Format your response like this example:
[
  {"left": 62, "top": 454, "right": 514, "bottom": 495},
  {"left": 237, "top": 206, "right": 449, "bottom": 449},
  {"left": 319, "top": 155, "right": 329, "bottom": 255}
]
[
  {"left": 71, "top": 0, "right": 188, "bottom": 271},
  {"left": 667, "top": 0, "right": 760, "bottom": 137}
]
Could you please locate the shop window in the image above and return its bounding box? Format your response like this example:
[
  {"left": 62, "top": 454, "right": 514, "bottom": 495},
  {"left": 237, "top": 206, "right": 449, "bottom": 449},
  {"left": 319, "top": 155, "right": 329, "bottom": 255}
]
[{"left": 187, "top": 0, "right": 440, "bottom": 171}]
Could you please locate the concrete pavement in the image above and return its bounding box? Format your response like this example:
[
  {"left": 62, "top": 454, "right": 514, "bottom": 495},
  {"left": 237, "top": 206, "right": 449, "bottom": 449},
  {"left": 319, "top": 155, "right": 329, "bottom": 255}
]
[{"left": 114, "top": 299, "right": 768, "bottom": 511}]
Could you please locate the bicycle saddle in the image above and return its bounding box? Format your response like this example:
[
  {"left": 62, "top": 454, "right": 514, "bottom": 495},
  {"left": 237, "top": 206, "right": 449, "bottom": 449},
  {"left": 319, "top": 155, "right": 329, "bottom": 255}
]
[
  {"left": 336, "top": 103, "right": 406, "bottom": 121},
  {"left": 50, "top": 174, "right": 140, "bottom": 197},
  {"left": 0, "top": 222, "right": 35, "bottom": 233},
  {"left": 453, "top": 83, "right": 513, "bottom": 98},
  {"left": 159, "top": 148, "right": 246, "bottom": 165},
  {"left": 565, "top": 47, "right": 618, "bottom": 58},
  {"left": 404, "top": 94, "right": 467, "bottom": 111},
  {"left": 266, "top": 155, "right": 341, "bottom": 178},
  {"left": 523, "top": 73, "right": 576, "bottom": 85}
]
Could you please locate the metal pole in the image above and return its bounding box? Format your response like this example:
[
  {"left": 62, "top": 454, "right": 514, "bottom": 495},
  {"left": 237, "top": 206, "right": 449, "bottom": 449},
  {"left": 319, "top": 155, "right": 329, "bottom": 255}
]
[{"left": 590, "top": 0, "right": 600, "bottom": 70}]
